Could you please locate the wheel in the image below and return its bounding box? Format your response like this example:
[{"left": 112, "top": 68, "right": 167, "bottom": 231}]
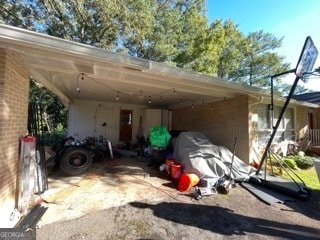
[
  {"left": 60, "top": 147, "right": 93, "bottom": 176},
  {"left": 54, "top": 146, "right": 73, "bottom": 168}
]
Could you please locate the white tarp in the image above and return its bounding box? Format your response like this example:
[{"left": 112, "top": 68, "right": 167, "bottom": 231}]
[{"left": 173, "top": 132, "right": 256, "bottom": 182}]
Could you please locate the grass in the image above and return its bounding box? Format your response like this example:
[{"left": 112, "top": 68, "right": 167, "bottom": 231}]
[
  {"left": 265, "top": 154, "right": 320, "bottom": 191},
  {"left": 281, "top": 167, "right": 320, "bottom": 191}
]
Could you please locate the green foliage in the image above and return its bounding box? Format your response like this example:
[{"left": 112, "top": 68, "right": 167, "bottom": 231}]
[
  {"left": 30, "top": 79, "right": 68, "bottom": 133},
  {"left": 176, "top": 19, "right": 240, "bottom": 75},
  {"left": 42, "top": 127, "right": 67, "bottom": 151},
  {"left": 283, "top": 158, "right": 298, "bottom": 170},
  {"left": 120, "top": 0, "right": 208, "bottom": 62},
  {"left": 0, "top": 0, "right": 301, "bottom": 94},
  {"left": 283, "top": 155, "right": 315, "bottom": 170},
  {"left": 229, "top": 31, "right": 289, "bottom": 85},
  {"left": 295, "top": 157, "right": 314, "bottom": 169}
]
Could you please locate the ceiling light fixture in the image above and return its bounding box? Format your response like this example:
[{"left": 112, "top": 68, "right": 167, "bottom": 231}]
[
  {"left": 116, "top": 91, "right": 119, "bottom": 101},
  {"left": 76, "top": 73, "right": 84, "bottom": 93},
  {"left": 148, "top": 96, "right": 152, "bottom": 104}
]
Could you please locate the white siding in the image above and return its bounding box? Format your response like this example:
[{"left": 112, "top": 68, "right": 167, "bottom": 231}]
[
  {"left": 142, "top": 109, "right": 162, "bottom": 137},
  {"left": 141, "top": 109, "right": 172, "bottom": 138},
  {"left": 68, "top": 99, "right": 148, "bottom": 146},
  {"left": 162, "top": 109, "right": 172, "bottom": 131},
  {"left": 68, "top": 100, "right": 173, "bottom": 146}
]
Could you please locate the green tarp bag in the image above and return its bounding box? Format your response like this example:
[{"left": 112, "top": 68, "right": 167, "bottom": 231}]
[{"left": 150, "top": 125, "right": 171, "bottom": 147}]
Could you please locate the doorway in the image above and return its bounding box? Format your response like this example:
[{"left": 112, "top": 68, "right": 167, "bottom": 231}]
[{"left": 119, "top": 109, "right": 133, "bottom": 142}]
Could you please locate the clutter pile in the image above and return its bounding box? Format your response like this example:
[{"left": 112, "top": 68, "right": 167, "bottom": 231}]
[{"left": 154, "top": 131, "right": 256, "bottom": 200}]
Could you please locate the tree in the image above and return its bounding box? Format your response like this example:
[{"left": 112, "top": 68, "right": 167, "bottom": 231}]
[
  {"left": 0, "top": 0, "right": 124, "bottom": 48},
  {"left": 1, "top": 0, "right": 306, "bottom": 95},
  {"left": 177, "top": 19, "right": 246, "bottom": 77},
  {"left": 29, "top": 79, "right": 67, "bottom": 133},
  {"left": 0, "top": 0, "right": 208, "bottom": 62},
  {"left": 0, "top": 0, "right": 38, "bottom": 29},
  {"left": 228, "top": 31, "right": 290, "bottom": 87},
  {"left": 115, "top": 0, "right": 209, "bottom": 62}
]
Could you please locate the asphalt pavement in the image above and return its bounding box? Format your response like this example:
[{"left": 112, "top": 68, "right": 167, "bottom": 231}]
[{"left": 36, "top": 158, "right": 320, "bottom": 240}]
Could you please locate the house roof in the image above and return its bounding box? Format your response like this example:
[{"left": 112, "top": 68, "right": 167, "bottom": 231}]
[
  {"left": 0, "top": 24, "right": 316, "bottom": 109},
  {"left": 292, "top": 92, "right": 320, "bottom": 105}
]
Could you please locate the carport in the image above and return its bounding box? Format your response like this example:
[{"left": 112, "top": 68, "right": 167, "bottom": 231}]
[
  {"left": 0, "top": 24, "right": 269, "bottom": 227},
  {"left": 0, "top": 24, "right": 272, "bottom": 160}
]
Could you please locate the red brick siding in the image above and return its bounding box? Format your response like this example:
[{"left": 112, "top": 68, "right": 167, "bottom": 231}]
[
  {"left": 0, "top": 49, "right": 29, "bottom": 212},
  {"left": 172, "top": 95, "right": 250, "bottom": 163}
]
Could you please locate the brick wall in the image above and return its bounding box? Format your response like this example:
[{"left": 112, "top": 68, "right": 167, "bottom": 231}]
[
  {"left": 0, "top": 48, "right": 29, "bottom": 225},
  {"left": 172, "top": 95, "right": 250, "bottom": 163}
]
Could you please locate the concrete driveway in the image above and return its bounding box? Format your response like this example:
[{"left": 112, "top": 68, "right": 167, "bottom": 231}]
[{"left": 36, "top": 157, "right": 320, "bottom": 240}]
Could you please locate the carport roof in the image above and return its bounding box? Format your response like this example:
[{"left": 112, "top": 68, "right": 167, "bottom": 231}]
[{"left": 0, "top": 24, "right": 275, "bottom": 108}]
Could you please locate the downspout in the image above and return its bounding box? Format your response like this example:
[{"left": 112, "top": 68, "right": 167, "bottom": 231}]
[{"left": 248, "top": 96, "right": 264, "bottom": 107}]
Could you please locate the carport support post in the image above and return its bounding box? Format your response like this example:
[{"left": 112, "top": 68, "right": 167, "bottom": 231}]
[{"left": 256, "top": 75, "right": 300, "bottom": 175}]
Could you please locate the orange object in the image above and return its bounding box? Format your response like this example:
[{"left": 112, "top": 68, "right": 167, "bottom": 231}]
[
  {"left": 178, "top": 173, "right": 200, "bottom": 192},
  {"left": 170, "top": 164, "right": 182, "bottom": 180},
  {"left": 253, "top": 161, "right": 259, "bottom": 169},
  {"left": 165, "top": 158, "right": 176, "bottom": 174}
]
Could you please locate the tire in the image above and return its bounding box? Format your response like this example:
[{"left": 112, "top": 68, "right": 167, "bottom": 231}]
[
  {"left": 54, "top": 146, "right": 73, "bottom": 168},
  {"left": 60, "top": 147, "right": 93, "bottom": 176}
]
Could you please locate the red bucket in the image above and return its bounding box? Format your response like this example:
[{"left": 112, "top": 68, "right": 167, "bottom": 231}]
[
  {"left": 178, "top": 173, "right": 200, "bottom": 192},
  {"left": 170, "top": 164, "right": 182, "bottom": 180},
  {"left": 165, "top": 158, "right": 176, "bottom": 175}
]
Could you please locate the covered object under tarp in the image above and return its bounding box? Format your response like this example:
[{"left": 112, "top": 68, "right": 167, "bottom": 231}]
[{"left": 173, "top": 132, "right": 256, "bottom": 182}]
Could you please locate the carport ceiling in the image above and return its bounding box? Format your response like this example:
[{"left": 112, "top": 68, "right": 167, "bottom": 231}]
[{"left": 0, "top": 24, "right": 267, "bottom": 108}]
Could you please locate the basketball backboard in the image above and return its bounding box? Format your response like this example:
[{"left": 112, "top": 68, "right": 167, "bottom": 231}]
[{"left": 295, "top": 36, "right": 318, "bottom": 82}]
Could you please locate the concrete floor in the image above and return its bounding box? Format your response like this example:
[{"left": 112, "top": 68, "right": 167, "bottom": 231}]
[{"left": 38, "top": 157, "right": 185, "bottom": 226}]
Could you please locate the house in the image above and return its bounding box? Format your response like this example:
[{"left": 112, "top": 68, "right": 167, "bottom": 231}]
[
  {"left": 1, "top": 24, "right": 319, "bottom": 226},
  {"left": 292, "top": 91, "right": 320, "bottom": 146}
]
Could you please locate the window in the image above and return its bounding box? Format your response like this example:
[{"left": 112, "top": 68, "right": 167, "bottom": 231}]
[{"left": 257, "top": 104, "right": 295, "bottom": 145}]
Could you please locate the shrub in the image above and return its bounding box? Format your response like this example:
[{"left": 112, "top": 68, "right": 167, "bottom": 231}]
[
  {"left": 42, "top": 125, "right": 67, "bottom": 151},
  {"left": 283, "top": 155, "right": 314, "bottom": 170},
  {"left": 294, "top": 157, "right": 314, "bottom": 169},
  {"left": 283, "top": 158, "right": 298, "bottom": 169}
]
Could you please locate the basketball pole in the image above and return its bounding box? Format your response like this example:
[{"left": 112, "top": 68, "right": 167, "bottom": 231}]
[
  {"left": 256, "top": 73, "right": 300, "bottom": 175},
  {"left": 256, "top": 36, "right": 318, "bottom": 176}
]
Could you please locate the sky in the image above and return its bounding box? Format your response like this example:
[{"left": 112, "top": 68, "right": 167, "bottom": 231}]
[{"left": 206, "top": 0, "right": 320, "bottom": 91}]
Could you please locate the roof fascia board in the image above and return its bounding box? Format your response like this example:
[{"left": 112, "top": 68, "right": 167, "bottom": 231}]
[
  {"left": 0, "top": 24, "right": 150, "bottom": 69},
  {"left": 148, "top": 61, "right": 271, "bottom": 96}
]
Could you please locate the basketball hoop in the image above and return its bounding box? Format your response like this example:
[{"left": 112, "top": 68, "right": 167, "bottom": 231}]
[{"left": 295, "top": 36, "right": 318, "bottom": 82}]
